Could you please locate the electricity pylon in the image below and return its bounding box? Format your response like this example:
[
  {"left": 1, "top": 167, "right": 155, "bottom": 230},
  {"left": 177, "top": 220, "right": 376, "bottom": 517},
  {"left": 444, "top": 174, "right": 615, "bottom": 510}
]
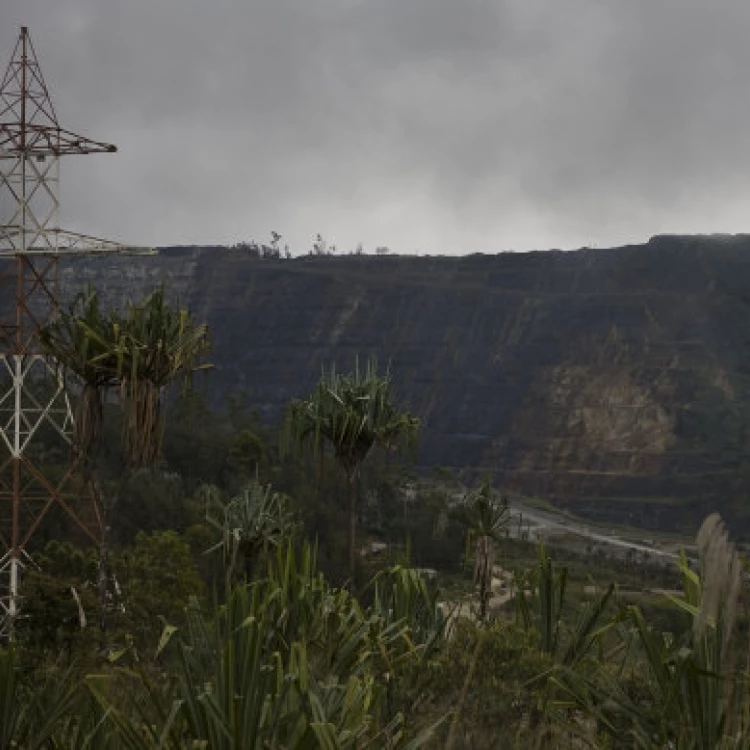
[{"left": 0, "top": 26, "right": 145, "bottom": 630}]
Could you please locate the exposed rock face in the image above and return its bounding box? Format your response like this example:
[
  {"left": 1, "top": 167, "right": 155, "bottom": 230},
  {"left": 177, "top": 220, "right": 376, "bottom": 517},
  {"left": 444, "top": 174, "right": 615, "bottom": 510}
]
[{"left": 10, "top": 233, "right": 750, "bottom": 533}]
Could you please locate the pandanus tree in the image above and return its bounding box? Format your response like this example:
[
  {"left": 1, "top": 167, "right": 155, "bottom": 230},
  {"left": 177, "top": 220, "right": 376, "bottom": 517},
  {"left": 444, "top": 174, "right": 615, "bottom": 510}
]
[
  {"left": 284, "top": 358, "right": 419, "bottom": 587},
  {"left": 40, "top": 290, "right": 125, "bottom": 631},
  {"left": 205, "top": 480, "right": 295, "bottom": 588},
  {"left": 40, "top": 286, "right": 210, "bottom": 632},
  {"left": 464, "top": 479, "right": 509, "bottom": 621},
  {"left": 39, "top": 290, "right": 122, "bottom": 462},
  {"left": 118, "top": 287, "right": 211, "bottom": 467}
]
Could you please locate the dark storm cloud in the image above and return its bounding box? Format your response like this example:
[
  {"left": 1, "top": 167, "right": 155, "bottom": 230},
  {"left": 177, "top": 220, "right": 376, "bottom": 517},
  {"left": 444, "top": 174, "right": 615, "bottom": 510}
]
[{"left": 2, "top": 0, "right": 750, "bottom": 253}]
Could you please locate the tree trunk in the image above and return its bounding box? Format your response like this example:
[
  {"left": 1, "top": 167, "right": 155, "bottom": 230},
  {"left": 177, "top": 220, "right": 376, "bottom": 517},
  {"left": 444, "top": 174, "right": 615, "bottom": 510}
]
[
  {"left": 475, "top": 537, "right": 491, "bottom": 622},
  {"left": 347, "top": 468, "right": 358, "bottom": 591},
  {"left": 479, "top": 570, "right": 489, "bottom": 622},
  {"left": 92, "top": 471, "right": 126, "bottom": 643},
  {"left": 317, "top": 435, "right": 325, "bottom": 490},
  {"left": 97, "top": 487, "right": 111, "bottom": 638}
]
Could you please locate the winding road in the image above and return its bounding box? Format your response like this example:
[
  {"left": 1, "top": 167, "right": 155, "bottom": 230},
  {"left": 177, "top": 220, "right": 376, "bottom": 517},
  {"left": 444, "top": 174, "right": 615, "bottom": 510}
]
[{"left": 507, "top": 500, "right": 682, "bottom": 561}]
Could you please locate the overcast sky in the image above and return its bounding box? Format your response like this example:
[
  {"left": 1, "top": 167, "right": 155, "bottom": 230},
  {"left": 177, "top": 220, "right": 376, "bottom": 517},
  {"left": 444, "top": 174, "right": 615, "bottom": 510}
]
[{"left": 2, "top": 1, "right": 750, "bottom": 255}]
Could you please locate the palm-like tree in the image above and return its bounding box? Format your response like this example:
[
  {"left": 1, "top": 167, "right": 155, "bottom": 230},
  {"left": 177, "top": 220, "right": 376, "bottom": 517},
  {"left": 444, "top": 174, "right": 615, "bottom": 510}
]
[
  {"left": 284, "top": 358, "right": 419, "bottom": 587},
  {"left": 41, "top": 290, "right": 126, "bottom": 633},
  {"left": 42, "top": 286, "right": 210, "bottom": 467},
  {"left": 464, "top": 479, "right": 509, "bottom": 621},
  {"left": 40, "top": 287, "right": 210, "bottom": 633},
  {"left": 205, "top": 480, "right": 294, "bottom": 586},
  {"left": 118, "top": 287, "right": 211, "bottom": 468},
  {"left": 39, "top": 290, "right": 123, "bottom": 462}
]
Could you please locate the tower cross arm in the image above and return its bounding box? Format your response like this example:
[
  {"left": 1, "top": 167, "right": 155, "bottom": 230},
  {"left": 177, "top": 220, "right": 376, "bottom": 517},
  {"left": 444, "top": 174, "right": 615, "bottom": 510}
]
[{"left": 0, "top": 124, "right": 116, "bottom": 158}]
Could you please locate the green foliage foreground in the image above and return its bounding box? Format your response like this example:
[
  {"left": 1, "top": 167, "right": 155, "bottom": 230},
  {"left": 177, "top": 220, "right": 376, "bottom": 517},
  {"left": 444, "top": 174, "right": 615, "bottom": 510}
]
[
  {"left": 1, "top": 543, "right": 443, "bottom": 749},
  {"left": 7, "top": 512, "right": 750, "bottom": 749}
]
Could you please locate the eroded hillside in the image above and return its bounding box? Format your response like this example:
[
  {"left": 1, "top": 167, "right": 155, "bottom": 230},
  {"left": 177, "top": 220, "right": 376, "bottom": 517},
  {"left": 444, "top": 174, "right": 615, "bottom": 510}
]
[{"left": 49, "top": 234, "right": 750, "bottom": 533}]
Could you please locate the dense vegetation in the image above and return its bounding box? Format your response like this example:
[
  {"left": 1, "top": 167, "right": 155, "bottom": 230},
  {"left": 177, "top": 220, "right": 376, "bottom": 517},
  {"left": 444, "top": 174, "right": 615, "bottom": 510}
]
[{"left": 3, "top": 287, "right": 750, "bottom": 748}]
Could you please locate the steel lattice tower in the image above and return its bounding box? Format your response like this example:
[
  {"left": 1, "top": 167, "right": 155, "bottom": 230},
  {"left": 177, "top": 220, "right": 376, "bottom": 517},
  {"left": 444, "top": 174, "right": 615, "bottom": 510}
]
[{"left": 0, "top": 26, "right": 143, "bottom": 629}]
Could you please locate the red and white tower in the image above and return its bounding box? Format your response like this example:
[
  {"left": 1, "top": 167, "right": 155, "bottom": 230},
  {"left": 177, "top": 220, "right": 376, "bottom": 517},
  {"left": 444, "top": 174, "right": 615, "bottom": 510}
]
[{"left": 0, "top": 27, "right": 145, "bottom": 629}]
